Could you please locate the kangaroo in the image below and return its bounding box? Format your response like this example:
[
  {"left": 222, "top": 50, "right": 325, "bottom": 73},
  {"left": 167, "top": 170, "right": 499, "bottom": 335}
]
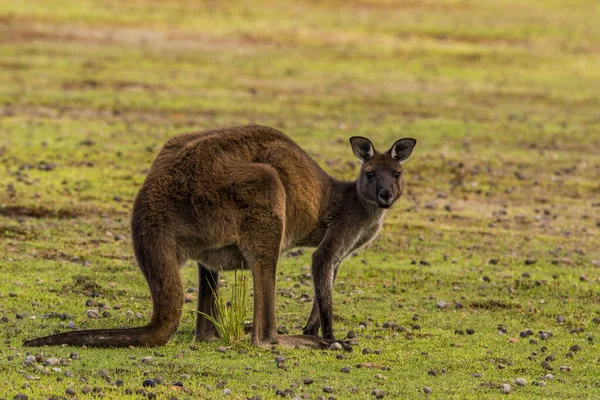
[{"left": 25, "top": 125, "right": 416, "bottom": 349}]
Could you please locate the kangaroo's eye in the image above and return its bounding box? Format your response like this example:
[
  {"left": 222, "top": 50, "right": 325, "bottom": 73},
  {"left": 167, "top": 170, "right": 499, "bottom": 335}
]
[
  {"left": 366, "top": 172, "right": 375, "bottom": 179},
  {"left": 393, "top": 172, "right": 401, "bottom": 179}
]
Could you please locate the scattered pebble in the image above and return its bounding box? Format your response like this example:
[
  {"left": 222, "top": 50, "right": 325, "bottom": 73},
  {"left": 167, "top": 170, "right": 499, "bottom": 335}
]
[
  {"left": 341, "top": 366, "right": 351, "bottom": 373},
  {"left": 501, "top": 383, "right": 511, "bottom": 394},
  {"left": 520, "top": 329, "right": 534, "bottom": 338},
  {"left": 24, "top": 355, "right": 36, "bottom": 366},
  {"left": 217, "top": 346, "right": 228, "bottom": 353},
  {"left": 371, "top": 389, "right": 386, "bottom": 398},
  {"left": 86, "top": 309, "right": 100, "bottom": 319},
  {"left": 538, "top": 381, "right": 547, "bottom": 387},
  {"left": 223, "top": 388, "right": 232, "bottom": 395},
  {"left": 515, "top": 378, "right": 526, "bottom": 386},
  {"left": 329, "top": 342, "right": 343, "bottom": 351},
  {"left": 303, "top": 378, "right": 314, "bottom": 385},
  {"left": 363, "top": 348, "right": 372, "bottom": 355},
  {"left": 323, "top": 386, "right": 334, "bottom": 393},
  {"left": 559, "top": 366, "right": 572, "bottom": 372},
  {"left": 275, "top": 355, "right": 286, "bottom": 366},
  {"left": 545, "top": 374, "right": 554, "bottom": 380},
  {"left": 423, "top": 386, "right": 432, "bottom": 394},
  {"left": 142, "top": 379, "right": 156, "bottom": 387},
  {"left": 437, "top": 301, "right": 448, "bottom": 309},
  {"left": 65, "top": 387, "right": 76, "bottom": 396},
  {"left": 141, "top": 357, "right": 153, "bottom": 364},
  {"left": 44, "top": 358, "right": 60, "bottom": 366}
]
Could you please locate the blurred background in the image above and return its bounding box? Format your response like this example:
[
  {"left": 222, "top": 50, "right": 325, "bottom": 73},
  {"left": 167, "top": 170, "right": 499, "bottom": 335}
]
[{"left": 1, "top": 0, "right": 599, "bottom": 230}]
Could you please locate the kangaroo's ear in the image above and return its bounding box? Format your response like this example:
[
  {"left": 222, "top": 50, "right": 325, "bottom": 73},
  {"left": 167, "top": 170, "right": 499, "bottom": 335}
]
[
  {"left": 349, "top": 136, "right": 376, "bottom": 162},
  {"left": 389, "top": 138, "right": 416, "bottom": 163}
]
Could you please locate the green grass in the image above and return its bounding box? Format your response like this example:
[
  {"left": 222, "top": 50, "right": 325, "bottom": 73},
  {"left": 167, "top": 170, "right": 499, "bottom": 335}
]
[{"left": 1, "top": 0, "right": 599, "bottom": 398}]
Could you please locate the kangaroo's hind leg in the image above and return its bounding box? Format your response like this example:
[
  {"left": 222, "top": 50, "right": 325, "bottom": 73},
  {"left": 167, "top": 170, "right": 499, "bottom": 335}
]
[{"left": 195, "top": 263, "right": 220, "bottom": 342}]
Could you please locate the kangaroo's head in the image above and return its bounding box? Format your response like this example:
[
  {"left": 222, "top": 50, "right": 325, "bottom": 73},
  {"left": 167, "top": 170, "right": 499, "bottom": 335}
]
[{"left": 350, "top": 136, "right": 417, "bottom": 209}]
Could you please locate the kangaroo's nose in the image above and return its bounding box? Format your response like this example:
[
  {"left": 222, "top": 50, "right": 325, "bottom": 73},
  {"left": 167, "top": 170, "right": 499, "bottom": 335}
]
[{"left": 378, "top": 190, "right": 393, "bottom": 202}]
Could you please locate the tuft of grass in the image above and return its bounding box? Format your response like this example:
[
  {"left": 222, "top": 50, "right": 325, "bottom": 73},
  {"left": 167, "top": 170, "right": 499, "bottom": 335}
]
[{"left": 197, "top": 268, "right": 250, "bottom": 345}]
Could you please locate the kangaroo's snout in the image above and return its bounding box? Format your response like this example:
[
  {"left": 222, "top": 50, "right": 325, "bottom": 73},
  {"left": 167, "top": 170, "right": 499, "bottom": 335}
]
[{"left": 377, "top": 190, "right": 394, "bottom": 207}]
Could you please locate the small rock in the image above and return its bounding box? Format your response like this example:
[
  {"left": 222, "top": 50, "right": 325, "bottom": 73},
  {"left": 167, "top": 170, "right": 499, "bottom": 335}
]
[
  {"left": 143, "top": 379, "right": 156, "bottom": 387},
  {"left": 275, "top": 355, "right": 286, "bottom": 365},
  {"left": 362, "top": 348, "right": 372, "bottom": 355},
  {"left": 67, "top": 321, "right": 77, "bottom": 329},
  {"left": 141, "top": 356, "right": 153, "bottom": 364},
  {"left": 1, "top": 316, "right": 9, "bottom": 323},
  {"left": 303, "top": 378, "right": 314, "bottom": 385},
  {"left": 538, "top": 381, "right": 547, "bottom": 387},
  {"left": 545, "top": 374, "right": 554, "bottom": 380},
  {"left": 520, "top": 329, "right": 534, "bottom": 338},
  {"left": 556, "top": 316, "right": 566, "bottom": 323},
  {"left": 44, "top": 358, "right": 60, "bottom": 366},
  {"left": 223, "top": 388, "right": 232, "bottom": 395},
  {"left": 437, "top": 301, "right": 448, "bottom": 309},
  {"left": 341, "top": 366, "right": 351, "bottom": 373},
  {"left": 65, "top": 387, "right": 76, "bottom": 396},
  {"left": 347, "top": 330, "right": 357, "bottom": 339},
  {"left": 525, "top": 259, "right": 536, "bottom": 265},
  {"left": 24, "top": 355, "right": 36, "bottom": 366},
  {"left": 329, "top": 342, "right": 343, "bottom": 351},
  {"left": 371, "top": 389, "right": 386, "bottom": 398},
  {"left": 423, "top": 386, "right": 432, "bottom": 394},
  {"left": 217, "top": 346, "right": 228, "bottom": 353},
  {"left": 323, "top": 386, "right": 334, "bottom": 393},
  {"left": 13, "top": 394, "right": 29, "bottom": 400},
  {"left": 466, "top": 328, "right": 475, "bottom": 335},
  {"left": 86, "top": 309, "right": 100, "bottom": 319},
  {"left": 515, "top": 378, "right": 526, "bottom": 386},
  {"left": 559, "top": 366, "right": 572, "bottom": 372},
  {"left": 501, "top": 383, "right": 511, "bottom": 394}
]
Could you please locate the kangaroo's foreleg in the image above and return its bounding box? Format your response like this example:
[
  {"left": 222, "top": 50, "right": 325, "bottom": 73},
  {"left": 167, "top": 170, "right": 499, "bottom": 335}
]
[
  {"left": 303, "top": 261, "right": 340, "bottom": 336},
  {"left": 306, "top": 229, "right": 358, "bottom": 341}
]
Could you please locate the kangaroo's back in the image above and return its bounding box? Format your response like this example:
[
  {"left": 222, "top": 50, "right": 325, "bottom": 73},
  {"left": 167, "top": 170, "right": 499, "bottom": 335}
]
[{"left": 139, "top": 125, "right": 332, "bottom": 248}]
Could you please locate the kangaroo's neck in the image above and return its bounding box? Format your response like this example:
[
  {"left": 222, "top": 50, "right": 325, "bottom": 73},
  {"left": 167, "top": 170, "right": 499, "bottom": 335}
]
[{"left": 328, "top": 178, "right": 386, "bottom": 222}]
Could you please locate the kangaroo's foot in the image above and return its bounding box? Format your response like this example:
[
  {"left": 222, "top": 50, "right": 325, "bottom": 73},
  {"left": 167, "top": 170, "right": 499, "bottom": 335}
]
[{"left": 254, "top": 334, "right": 354, "bottom": 351}]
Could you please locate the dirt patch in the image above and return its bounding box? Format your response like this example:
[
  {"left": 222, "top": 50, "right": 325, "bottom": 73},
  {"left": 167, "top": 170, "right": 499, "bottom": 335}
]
[
  {"left": 0, "top": 205, "right": 80, "bottom": 219},
  {"left": 61, "top": 79, "right": 168, "bottom": 92},
  {"left": 0, "top": 204, "right": 128, "bottom": 219},
  {"left": 0, "top": 225, "right": 30, "bottom": 238},
  {"left": 60, "top": 275, "right": 104, "bottom": 296},
  {"left": 469, "top": 300, "right": 521, "bottom": 310},
  {"left": 0, "top": 22, "right": 275, "bottom": 55},
  {"left": 1, "top": 104, "right": 220, "bottom": 125}
]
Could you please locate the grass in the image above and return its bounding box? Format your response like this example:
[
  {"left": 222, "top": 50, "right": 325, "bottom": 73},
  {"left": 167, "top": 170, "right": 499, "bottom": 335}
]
[
  {"left": 197, "top": 269, "right": 251, "bottom": 346},
  {"left": 0, "top": 0, "right": 599, "bottom": 398}
]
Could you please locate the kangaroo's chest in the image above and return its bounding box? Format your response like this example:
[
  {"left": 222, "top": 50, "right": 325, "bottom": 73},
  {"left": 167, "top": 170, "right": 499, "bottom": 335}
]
[{"left": 351, "top": 218, "right": 383, "bottom": 252}]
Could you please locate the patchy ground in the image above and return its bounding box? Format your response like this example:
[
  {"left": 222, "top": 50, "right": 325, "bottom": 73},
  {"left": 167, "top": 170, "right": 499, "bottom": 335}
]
[{"left": 1, "top": 0, "right": 599, "bottom": 399}]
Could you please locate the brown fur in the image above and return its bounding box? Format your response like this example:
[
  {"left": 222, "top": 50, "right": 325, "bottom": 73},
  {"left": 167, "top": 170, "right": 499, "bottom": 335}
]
[{"left": 24, "top": 125, "right": 416, "bottom": 349}]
